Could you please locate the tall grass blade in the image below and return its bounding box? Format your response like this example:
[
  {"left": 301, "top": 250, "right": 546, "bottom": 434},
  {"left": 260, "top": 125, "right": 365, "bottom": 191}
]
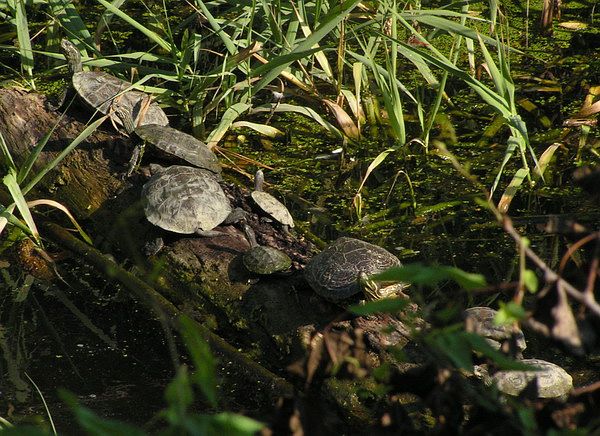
[
  {"left": 14, "top": 0, "right": 34, "bottom": 86},
  {"left": 252, "top": 0, "right": 361, "bottom": 94},
  {"left": 251, "top": 103, "right": 343, "bottom": 138},
  {"left": 206, "top": 102, "right": 252, "bottom": 148},
  {"left": 3, "top": 170, "right": 39, "bottom": 241},
  {"left": 94, "top": 0, "right": 127, "bottom": 47},
  {"left": 95, "top": 0, "right": 171, "bottom": 51},
  {"left": 22, "top": 116, "right": 109, "bottom": 196},
  {"left": 48, "top": 0, "right": 93, "bottom": 47},
  {"left": 27, "top": 199, "right": 92, "bottom": 245}
]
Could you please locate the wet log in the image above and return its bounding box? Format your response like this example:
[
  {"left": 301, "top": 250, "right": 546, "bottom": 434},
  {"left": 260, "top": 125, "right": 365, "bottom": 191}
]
[
  {"left": 0, "top": 88, "right": 417, "bottom": 429},
  {"left": 0, "top": 88, "right": 129, "bottom": 219}
]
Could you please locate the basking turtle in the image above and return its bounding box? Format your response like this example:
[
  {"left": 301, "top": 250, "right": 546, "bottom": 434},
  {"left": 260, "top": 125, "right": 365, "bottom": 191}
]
[
  {"left": 241, "top": 224, "right": 291, "bottom": 275},
  {"left": 463, "top": 307, "right": 527, "bottom": 357},
  {"left": 142, "top": 165, "right": 234, "bottom": 235},
  {"left": 113, "top": 104, "right": 221, "bottom": 175},
  {"left": 58, "top": 39, "right": 168, "bottom": 127},
  {"left": 250, "top": 170, "right": 294, "bottom": 230},
  {"left": 481, "top": 359, "right": 573, "bottom": 399},
  {"left": 304, "top": 237, "right": 407, "bottom": 302}
]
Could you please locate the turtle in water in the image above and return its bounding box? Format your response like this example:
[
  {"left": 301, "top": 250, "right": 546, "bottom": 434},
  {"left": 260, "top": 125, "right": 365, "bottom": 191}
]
[
  {"left": 142, "top": 165, "right": 238, "bottom": 236},
  {"left": 241, "top": 223, "right": 291, "bottom": 275},
  {"left": 478, "top": 358, "right": 573, "bottom": 399},
  {"left": 112, "top": 103, "right": 221, "bottom": 176},
  {"left": 463, "top": 307, "right": 527, "bottom": 358},
  {"left": 250, "top": 170, "right": 294, "bottom": 231},
  {"left": 304, "top": 237, "right": 408, "bottom": 302},
  {"left": 56, "top": 39, "right": 168, "bottom": 127}
]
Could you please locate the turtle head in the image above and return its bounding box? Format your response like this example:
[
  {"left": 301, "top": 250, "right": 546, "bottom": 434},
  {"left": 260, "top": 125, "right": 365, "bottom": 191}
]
[
  {"left": 254, "top": 169, "right": 265, "bottom": 192},
  {"left": 60, "top": 39, "right": 83, "bottom": 74},
  {"left": 111, "top": 102, "right": 136, "bottom": 134},
  {"left": 358, "top": 272, "right": 408, "bottom": 301}
]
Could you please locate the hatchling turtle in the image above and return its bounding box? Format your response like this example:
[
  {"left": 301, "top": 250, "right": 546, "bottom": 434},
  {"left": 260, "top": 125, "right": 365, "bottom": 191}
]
[
  {"left": 241, "top": 224, "right": 291, "bottom": 275},
  {"left": 113, "top": 104, "right": 221, "bottom": 175},
  {"left": 482, "top": 359, "right": 573, "bottom": 399},
  {"left": 142, "top": 165, "right": 233, "bottom": 235},
  {"left": 250, "top": 170, "right": 294, "bottom": 230},
  {"left": 304, "top": 237, "right": 407, "bottom": 302},
  {"left": 58, "top": 39, "right": 168, "bottom": 127},
  {"left": 463, "top": 307, "right": 527, "bottom": 357}
]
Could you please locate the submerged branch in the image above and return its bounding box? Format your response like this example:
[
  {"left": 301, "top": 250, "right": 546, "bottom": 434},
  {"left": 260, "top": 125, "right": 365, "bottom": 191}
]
[{"left": 43, "top": 222, "right": 295, "bottom": 399}]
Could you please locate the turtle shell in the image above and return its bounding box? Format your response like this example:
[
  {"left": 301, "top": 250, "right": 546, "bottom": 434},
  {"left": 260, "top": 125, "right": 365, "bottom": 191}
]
[
  {"left": 73, "top": 71, "right": 168, "bottom": 127},
  {"left": 463, "top": 307, "right": 527, "bottom": 353},
  {"left": 304, "top": 237, "right": 402, "bottom": 302},
  {"left": 491, "top": 358, "right": 572, "bottom": 399},
  {"left": 134, "top": 124, "right": 221, "bottom": 174},
  {"left": 142, "top": 165, "right": 231, "bottom": 234},
  {"left": 251, "top": 191, "right": 294, "bottom": 227},
  {"left": 243, "top": 246, "right": 291, "bottom": 275}
]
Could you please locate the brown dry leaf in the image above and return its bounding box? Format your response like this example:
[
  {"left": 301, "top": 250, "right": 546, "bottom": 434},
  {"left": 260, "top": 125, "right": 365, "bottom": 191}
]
[
  {"left": 323, "top": 99, "right": 360, "bottom": 139},
  {"left": 528, "top": 283, "right": 584, "bottom": 354},
  {"left": 551, "top": 283, "right": 584, "bottom": 353},
  {"left": 573, "top": 85, "right": 600, "bottom": 118}
]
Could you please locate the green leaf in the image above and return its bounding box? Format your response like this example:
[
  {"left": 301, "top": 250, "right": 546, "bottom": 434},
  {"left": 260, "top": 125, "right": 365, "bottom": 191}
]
[
  {"left": 374, "top": 264, "right": 487, "bottom": 290},
  {"left": 178, "top": 316, "right": 217, "bottom": 408},
  {"left": 163, "top": 366, "right": 194, "bottom": 425},
  {"left": 464, "top": 333, "right": 531, "bottom": 370},
  {"left": 495, "top": 301, "right": 526, "bottom": 324},
  {"left": 522, "top": 269, "right": 539, "bottom": 293},
  {"left": 59, "top": 390, "right": 147, "bottom": 436},
  {"left": 209, "top": 412, "right": 265, "bottom": 435},
  {"left": 349, "top": 297, "right": 410, "bottom": 316}
]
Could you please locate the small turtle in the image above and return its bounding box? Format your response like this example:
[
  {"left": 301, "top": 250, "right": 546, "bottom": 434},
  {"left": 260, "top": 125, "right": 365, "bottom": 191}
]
[
  {"left": 57, "top": 39, "right": 168, "bottom": 127},
  {"left": 113, "top": 104, "right": 221, "bottom": 175},
  {"left": 463, "top": 307, "right": 527, "bottom": 357},
  {"left": 142, "top": 165, "right": 234, "bottom": 235},
  {"left": 241, "top": 224, "right": 291, "bottom": 275},
  {"left": 482, "top": 359, "right": 573, "bottom": 399},
  {"left": 250, "top": 170, "right": 294, "bottom": 230},
  {"left": 304, "top": 237, "right": 407, "bottom": 302}
]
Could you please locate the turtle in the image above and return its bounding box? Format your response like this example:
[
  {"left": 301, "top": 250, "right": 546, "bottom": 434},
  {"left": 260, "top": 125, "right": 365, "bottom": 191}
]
[
  {"left": 57, "top": 39, "right": 168, "bottom": 127},
  {"left": 112, "top": 104, "right": 221, "bottom": 175},
  {"left": 142, "top": 165, "right": 235, "bottom": 235},
  {"left": 463, "top": 307, "right": 527, "bottom": 357},
  {"left": 241, "top": 223, "right": 291, "bottom": 275},
  {"left": 304, "top": 237, "right": 408, "bottom": 302},
  {"left": 250, "top": 170, "right": 294, "bottom": 230},
  {"left": 482, "top": 359, "right": 573, "bottom": 399}
]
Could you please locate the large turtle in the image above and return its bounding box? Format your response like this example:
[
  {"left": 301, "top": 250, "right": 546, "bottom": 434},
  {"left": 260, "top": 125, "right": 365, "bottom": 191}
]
[
  {"left": 479, "top": 359, "right": 573, "bottom": 399},
  {"left": 59, "top": 39, "right": 168, "bottom": 127},
  {"left": 142, "top": 165, "right": 233, "bottom": 235},
  {"left": 250, "top": 170, "right": 294, "bottom": 230},
  {"left": 241, "top": 224, "right": 291, "bottom": 275},
  {"left": 113, "top": 104, "right": 221, "bottom": 175},
  {"left": 463, "top": 307, "right": 527, "bottom": 358},
  {"left": 304, "top": 237, "right": 407, "bottom": 302}
]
